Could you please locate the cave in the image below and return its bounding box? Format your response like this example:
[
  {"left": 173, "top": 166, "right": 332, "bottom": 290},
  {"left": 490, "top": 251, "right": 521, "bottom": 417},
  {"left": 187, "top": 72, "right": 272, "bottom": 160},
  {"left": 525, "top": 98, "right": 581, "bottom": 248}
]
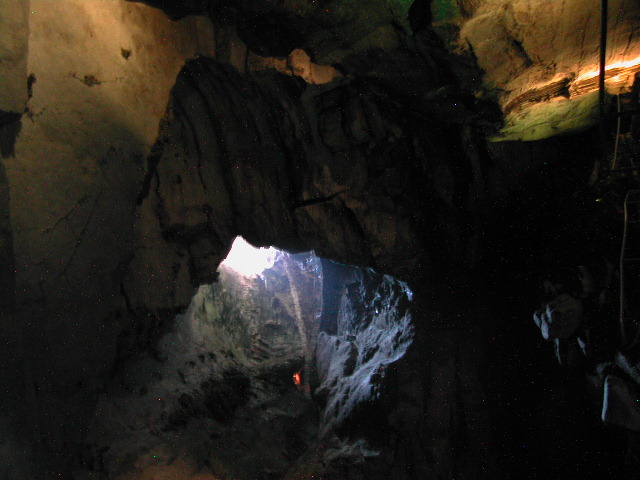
[
  {"left": 1, "top": 1, "right": 640, "bottom": 479},
  {"left": 78, "top": 237, "right": 413, "bottom": 479}
]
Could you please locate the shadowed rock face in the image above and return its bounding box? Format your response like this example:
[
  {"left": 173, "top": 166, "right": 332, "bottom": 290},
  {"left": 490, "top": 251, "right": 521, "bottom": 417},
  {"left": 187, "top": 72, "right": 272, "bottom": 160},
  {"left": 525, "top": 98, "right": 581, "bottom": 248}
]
[
  {"left": 85, "top": 262, "right": 317, "bottom": 480},
  {"left": 81, "top": 251, "right": 417, "bottom": 480},
  {"left": 130, "top": 0, "right": 415, "bottom": 60},
  {"left": 124, "top": 57, "right": 503, "bottom": 314},
  {"left": 131, "top": 0, "right": 640, "bottom": 140}
]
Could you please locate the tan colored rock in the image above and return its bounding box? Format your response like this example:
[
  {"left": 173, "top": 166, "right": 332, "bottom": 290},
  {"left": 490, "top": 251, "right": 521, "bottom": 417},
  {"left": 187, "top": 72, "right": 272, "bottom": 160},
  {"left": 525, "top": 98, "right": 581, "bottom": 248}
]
[
  {"left": 0, "top": 0, "right": 29, "bottom": 113},
  {"left": 247, "top": 48, "right": 341, "bottom": 84},
  {"left": 9, "top": 0, "right": 214, "bottom": 313},
  {"left": 2, "top": 3, "right": 216, "bottom": 467},
  {"left": 455, "top": 0, "right": 640, "bottom": 140}
]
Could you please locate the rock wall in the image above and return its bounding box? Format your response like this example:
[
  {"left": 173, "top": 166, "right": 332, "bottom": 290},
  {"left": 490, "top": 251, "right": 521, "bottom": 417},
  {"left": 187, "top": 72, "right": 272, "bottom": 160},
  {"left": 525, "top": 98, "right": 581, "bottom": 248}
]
[
  {"left": 316, "top": 269, "right": 413, "bottom": 436},
  {"left": 314, "top": 268, "right": 414, "bottom": 476},
  {"left": 0, "top": 0, "right": 28, "bottom": 158},
  {"left": 450, "top": 0, "right": 640, "bottom": 139},
  {"left": 124, "top": 55, "right": 499, "bottom": 318},
  {"left": 81, "top": 263, "right": 317, "bottom": 480},
  {"left": 0, "top": 1, "right": 637, "bottom": 478},
  {"left": 80, "top": 252, "right": 422, "bottom": 480},
  {"left": 8, "top": 0, "right": 214, "bottom": 364},
  {"left": 0, "top": 2, "right": 216, "bottom": 477},
  {"left": 0, "top": 0, "right": 27, "bottom": 317},
  {"left": 308, "top": 264, "right": 494, "bottom": 479},
  {"left": 134, "top": 0, "right": 640, "bottom": 141}
]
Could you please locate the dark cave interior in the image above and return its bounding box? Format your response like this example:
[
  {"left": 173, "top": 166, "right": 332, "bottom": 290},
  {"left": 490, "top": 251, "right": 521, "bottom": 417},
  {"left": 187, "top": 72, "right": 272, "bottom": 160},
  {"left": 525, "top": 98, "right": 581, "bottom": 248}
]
[{"left": 1, "top": 0, "right": 640, "bottom": 479}]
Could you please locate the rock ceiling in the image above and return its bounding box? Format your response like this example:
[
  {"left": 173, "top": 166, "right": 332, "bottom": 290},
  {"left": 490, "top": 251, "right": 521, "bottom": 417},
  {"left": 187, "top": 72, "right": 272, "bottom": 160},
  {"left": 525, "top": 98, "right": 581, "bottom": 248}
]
[{"left": 132, "top": 0, "right": 640, "bottom": 140}]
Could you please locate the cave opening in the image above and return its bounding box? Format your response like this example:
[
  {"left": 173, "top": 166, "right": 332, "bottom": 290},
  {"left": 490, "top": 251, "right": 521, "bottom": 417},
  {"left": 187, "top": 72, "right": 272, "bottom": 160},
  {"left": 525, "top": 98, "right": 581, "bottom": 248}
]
[
  {"left": 219, "top": 236, "right": 277, "bottom": 278},
  {"left": 81, "top": 236, "right": 414, "bottom": 479}
]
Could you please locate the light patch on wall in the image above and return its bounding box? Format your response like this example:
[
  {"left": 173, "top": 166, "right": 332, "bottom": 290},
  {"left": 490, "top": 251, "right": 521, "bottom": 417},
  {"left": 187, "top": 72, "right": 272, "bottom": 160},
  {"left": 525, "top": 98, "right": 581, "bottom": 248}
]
[
  {"left": 575, "top": 55, "right": 640, "bottom": 83},
  {"left": 497, "top": 53, "right": 640, "bottom": 141},
  {"left": 220, "top": 236, "right": 277, "bottom": 277},
  {"left": 571, "top": 55, "right": 640, "bottom": 95},
  {"left": 246, "top": 48, "right": 341, "bottom": 84}
]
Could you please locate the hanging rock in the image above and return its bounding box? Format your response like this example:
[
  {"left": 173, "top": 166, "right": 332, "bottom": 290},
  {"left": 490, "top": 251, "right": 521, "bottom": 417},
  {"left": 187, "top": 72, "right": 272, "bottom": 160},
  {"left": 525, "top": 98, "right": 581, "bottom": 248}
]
[
  {"left": 602, "top": 374, "right": 640, "bottom": 431},
  {"left": 533, "top": 293, "right": 583, "bottom": 340}
]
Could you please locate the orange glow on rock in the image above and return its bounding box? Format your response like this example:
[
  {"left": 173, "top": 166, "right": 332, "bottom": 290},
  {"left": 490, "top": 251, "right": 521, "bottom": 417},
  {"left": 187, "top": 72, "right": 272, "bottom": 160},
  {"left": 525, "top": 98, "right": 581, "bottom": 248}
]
[
  {"left": 504, "top": 54, "right": 640, "bottom": 115},
  {"left": 293, "top": 371, "right": 302, "bottom": 386},
  {"left": 569, "top": 55, "right": 640, "bottom": 96},
  {"left": 574, "top": 55, "right": 640, "bottom": 83}
]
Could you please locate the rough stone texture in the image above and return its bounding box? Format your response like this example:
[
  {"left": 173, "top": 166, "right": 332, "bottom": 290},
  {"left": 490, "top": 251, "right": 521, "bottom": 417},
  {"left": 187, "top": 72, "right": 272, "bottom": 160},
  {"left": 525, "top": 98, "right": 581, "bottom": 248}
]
[
  {"left": 308, "top": 273, "right": 496, "bottom": 480},
  {"left": 602, "top": 374, "right": 640, "bottom": 431},
  {"left": 452, "top": 0, "right": 640, "bottom": 139},
  {"left": 80, "top": 252, "right": 421, "bottom": 480},
  {"left": 124, "top": 56, "right": 498, "bottom": 315},
  {"left": 533, "top": 293, "right": 583, "bottom": 340},
  {"left": 248, "top": 48, "right": 341, "bottom": 85},
  {"left": 82, "top": 263, "right": 315, "bottom": 480},
  {"left": 131, "top": 0, "right": 475, "bottom": 102},
  {"left": 1, "top": 3, "right": 217, "bottom": 477},
  {"left": 279, "top": 252, "right": 323, "bottom": 395},
  {"left": 1, "top": 1, "right": 638, "bottom": 479},
  {"left": 0, "top": 0, "right": 29, "bottom": 114},
  {"left": 134, "top": 0, "right": 640, "bottom": 140},
  {"left": 315, "top": 270, "right": 413, "bottom": 440},
  {"left": 0, "top": 1, "right": 28, "bottom": 157},
  {"left": 9, "top": 0, "right": 215, "bottom": 318},
  {"left": 136, "top": 0, "right": 414, "bottom": 63}
]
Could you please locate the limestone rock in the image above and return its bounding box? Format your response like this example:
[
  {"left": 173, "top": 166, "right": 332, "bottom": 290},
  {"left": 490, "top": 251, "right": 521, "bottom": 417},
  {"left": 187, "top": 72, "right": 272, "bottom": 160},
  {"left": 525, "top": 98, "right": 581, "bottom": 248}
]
[
  {"left": 602, "top": 374, "right": 640, "bottom": 431},
  {"left": 125, "top": 56, "right": 497, "bottom": 314},
  {"left": 315, "top": 270, "right": 413, "bottom": 442},
  {"left": 86, "top": 265, "right": 316, "bottom": 479},
  {"left": 0, "top": 0, "right": 29, "bottom": 114},
  {"left": 533, "top": 293, "right": 583, "bottom": 340},
  {"left": 452, "top": 0, "right": 640, "bottom": 140}
]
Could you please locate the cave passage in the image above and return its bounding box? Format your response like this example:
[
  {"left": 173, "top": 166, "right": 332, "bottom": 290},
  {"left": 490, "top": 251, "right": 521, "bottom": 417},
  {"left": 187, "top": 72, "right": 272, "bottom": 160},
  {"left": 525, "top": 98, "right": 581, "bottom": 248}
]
[
  {"left": 79, "top": 237, "right": 414, "bottom": 479},
  {"left": 219, "top": 236, "right": 278, "bottom": 278}
]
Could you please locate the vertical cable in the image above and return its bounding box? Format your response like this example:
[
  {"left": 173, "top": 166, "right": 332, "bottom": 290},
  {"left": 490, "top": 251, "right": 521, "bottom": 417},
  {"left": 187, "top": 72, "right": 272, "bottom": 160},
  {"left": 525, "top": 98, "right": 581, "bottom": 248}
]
[
  {"left": 613, "top": 94, "right": 621, "bottom": 170},
  {"left": 620, "top": 191, "right": 629, "bottom": 345},
  {"left": 599, "top": 0, "right": 609, "bottom": 146}
]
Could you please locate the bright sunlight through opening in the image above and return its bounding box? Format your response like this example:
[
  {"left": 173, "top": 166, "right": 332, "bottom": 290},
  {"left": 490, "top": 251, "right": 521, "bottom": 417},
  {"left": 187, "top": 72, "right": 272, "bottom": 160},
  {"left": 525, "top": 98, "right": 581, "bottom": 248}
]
[{"left": 220, "top": 236, "right": 277, "bottom": 277}]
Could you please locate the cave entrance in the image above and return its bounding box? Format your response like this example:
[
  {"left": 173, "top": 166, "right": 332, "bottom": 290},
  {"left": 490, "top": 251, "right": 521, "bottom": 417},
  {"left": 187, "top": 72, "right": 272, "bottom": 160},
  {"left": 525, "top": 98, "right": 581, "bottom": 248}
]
[
  {"left": 219, "top": 236, "right": 278, "bottom": 278},
  {"left": 87, "top": 236, "right": 414, "bottom": 479},
  {"left": 217, "top": 235, "right": 323, "bottom": 395}
]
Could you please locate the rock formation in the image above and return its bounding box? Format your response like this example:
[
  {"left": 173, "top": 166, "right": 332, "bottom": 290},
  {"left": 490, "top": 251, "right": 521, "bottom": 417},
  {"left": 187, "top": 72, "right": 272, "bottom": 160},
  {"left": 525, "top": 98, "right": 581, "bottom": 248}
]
[{"left": 0, "top": 0, "right": 639, "bottom": 478}]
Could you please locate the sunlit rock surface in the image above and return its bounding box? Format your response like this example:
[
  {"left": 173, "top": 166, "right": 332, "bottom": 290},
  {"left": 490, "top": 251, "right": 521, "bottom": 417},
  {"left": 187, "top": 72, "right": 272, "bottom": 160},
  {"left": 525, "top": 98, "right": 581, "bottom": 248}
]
[
  {"left": 316, "top": 270, "right": 413, "bottom": 441},
  {"left": 82, "top": 253, "right": 416, "bottom": 480},
  {"left": 84, "top": 262, "right": 315, "bottom": 480}
]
